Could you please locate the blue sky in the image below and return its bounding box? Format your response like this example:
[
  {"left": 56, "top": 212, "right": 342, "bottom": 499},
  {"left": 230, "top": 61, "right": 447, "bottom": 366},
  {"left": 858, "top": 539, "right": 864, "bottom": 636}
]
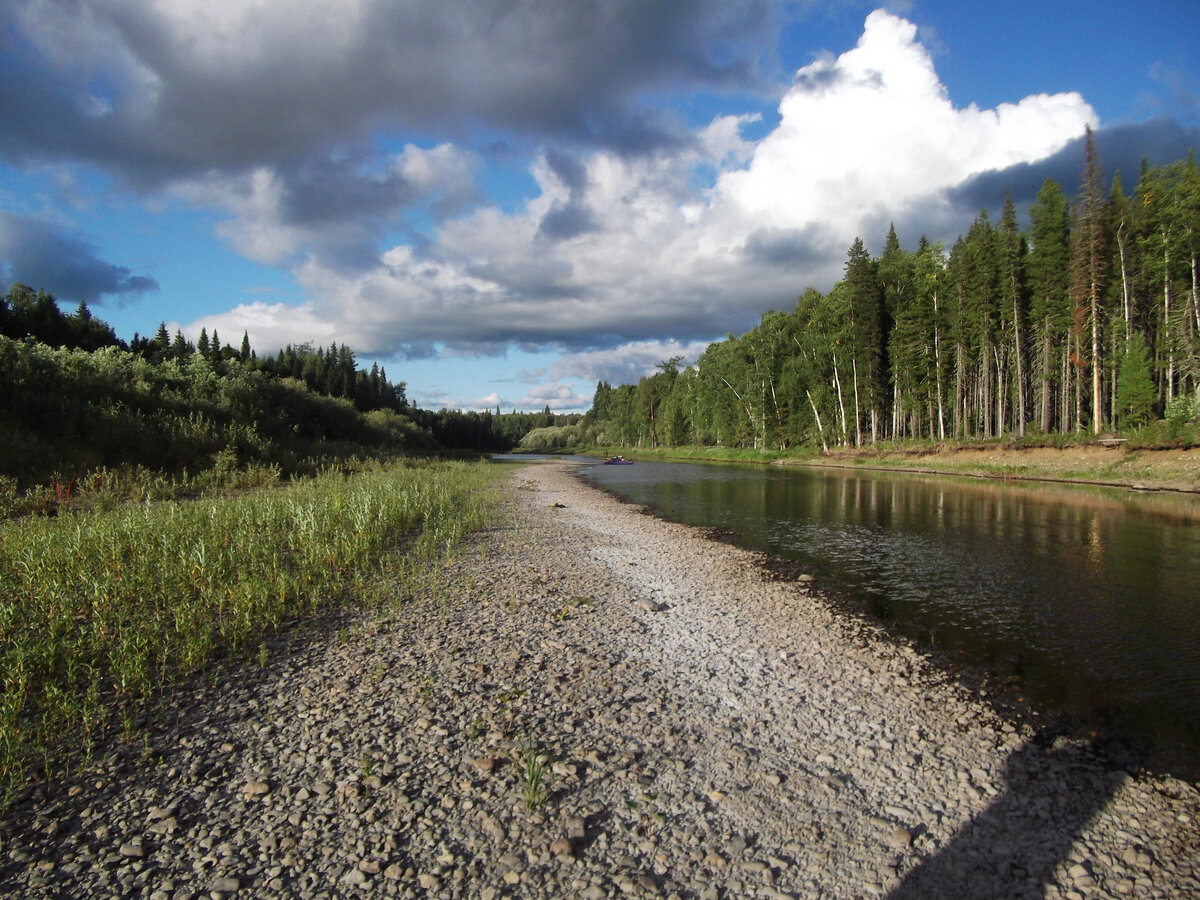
[{"left": 2, "top": 1, "right": 1197, "bottom": 413}]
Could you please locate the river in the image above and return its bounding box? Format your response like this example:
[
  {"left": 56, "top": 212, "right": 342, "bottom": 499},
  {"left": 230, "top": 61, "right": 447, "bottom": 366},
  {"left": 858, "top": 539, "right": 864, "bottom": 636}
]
[{"left": 577, "top": 458, "right": 1200, "bottom": 777}]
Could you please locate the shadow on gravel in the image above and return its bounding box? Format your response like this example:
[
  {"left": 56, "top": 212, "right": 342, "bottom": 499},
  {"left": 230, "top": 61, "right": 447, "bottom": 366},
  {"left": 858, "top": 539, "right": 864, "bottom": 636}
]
[{"left": 887, "top": 727, "right": 1121, "bottom": 900}]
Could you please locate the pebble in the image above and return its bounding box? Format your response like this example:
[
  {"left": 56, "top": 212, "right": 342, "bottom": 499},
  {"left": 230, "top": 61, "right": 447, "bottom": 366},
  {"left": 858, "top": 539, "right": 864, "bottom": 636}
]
[{"left": 0, "top": 464, "right": 1196, "bottom": 899}]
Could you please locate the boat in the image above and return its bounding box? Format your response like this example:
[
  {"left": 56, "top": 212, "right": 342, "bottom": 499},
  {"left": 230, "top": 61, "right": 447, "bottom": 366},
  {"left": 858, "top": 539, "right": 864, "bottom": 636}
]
[{"left": 602, "top": 453, "right": 634, "bottom": 465}]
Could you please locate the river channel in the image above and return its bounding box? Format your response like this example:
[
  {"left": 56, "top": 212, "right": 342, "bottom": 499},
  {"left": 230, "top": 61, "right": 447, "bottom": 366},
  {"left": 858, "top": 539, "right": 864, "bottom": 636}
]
[{"left": 577, "top": 459, "right": 1200, "bottom": 777}]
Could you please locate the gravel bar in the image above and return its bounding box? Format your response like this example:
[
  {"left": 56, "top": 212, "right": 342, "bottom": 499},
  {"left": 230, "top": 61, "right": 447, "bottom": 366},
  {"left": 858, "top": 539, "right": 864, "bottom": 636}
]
[{"left": 2, "top": 462, "right": 1197, "bottom": 899}]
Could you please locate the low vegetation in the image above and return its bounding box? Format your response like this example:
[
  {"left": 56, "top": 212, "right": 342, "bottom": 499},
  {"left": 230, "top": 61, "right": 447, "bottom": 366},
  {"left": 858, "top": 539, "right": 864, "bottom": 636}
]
[{"left": 0, "top": 458, "right": 505, "bottom": 804}]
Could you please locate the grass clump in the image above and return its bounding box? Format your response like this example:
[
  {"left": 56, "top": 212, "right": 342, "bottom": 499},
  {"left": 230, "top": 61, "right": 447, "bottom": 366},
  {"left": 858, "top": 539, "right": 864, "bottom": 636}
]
[
  {"left": 515, "top": 735, "right": 551, "bottom": 810},
  {"left": 0, "top": 458, "right": 505, "bottom": 807}
]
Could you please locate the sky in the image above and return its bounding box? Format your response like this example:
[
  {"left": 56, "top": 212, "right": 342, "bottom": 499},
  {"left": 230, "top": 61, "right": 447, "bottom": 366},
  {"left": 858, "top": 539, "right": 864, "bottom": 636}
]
[{"left": 2, "top": 1, "right": 1198, "bottom": 414}]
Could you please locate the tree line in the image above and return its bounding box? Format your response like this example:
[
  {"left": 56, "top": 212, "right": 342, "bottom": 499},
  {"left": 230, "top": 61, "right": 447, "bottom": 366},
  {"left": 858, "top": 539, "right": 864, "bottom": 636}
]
[
  {"left": 2, "top": 284, "right": 408, "bottom": 416},
  {"left": 0, "top": 287, "right": 580, "bottom": 489},
  {"left": 587, "top": 133, "right": 1199, "bottom": 451}
]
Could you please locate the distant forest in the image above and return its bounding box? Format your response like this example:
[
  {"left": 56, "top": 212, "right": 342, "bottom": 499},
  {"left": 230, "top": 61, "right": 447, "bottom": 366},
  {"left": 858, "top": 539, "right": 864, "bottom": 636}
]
[
  {"left": 0, "top": 287, "right": 579, "bottom": 489},
  {"left": 586, "top": 132, "right": 1199, "bottom": 451}
]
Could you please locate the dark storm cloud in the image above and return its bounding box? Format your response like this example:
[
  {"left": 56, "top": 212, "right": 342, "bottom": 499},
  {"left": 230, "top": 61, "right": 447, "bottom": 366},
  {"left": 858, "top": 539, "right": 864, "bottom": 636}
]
[
  {"left": 280, "top": 157, "right": 424, "bottom": 226},
  {"left": 535, "top": 149, "right": 601, "bottom": 241},
  {"left": 537, "top": 204, "right": 601, "bottom": 241},
  {"left": 543, "top": 150, "right": 590, "bottom": 193},
  {"left": 0, "top": 211, "right": 158, "bottom": 304},
  {"left": 0, "top": 0, "right": 783, "bottom": 184},
  {"left": 741, "top": 225, "right": 829, "bottom": 267},
  {"left": 946, "top": 118, "right": 1200, "bottom": 217}
]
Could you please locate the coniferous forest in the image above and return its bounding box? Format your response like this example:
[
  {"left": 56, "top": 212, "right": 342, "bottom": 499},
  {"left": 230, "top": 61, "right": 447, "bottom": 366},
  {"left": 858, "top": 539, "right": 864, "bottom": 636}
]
[
  {"left": 0, "top": 289, "right": 579, "bottom": 502},
  {"left": 585, "top": 136, "right": 1200, "bottom": 452}
]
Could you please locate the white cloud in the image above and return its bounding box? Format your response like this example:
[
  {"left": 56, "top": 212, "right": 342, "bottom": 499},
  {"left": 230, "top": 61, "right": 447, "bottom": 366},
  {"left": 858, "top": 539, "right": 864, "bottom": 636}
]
[
  {"left": 514, "top": 381, "right": 592, "bottom": 413},
  {"left": 187, "top": 9, "right": 1095, "bottom": 382},
  {"left": 553, "top": 339, "right": 713, "bottom": 386},
  {"left": 712, "top": 10, "right": 1094, "bottom": 237}
]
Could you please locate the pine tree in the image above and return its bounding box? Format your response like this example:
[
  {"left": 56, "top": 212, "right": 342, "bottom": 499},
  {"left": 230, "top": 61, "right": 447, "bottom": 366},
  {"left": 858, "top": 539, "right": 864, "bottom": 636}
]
[
  {"left": 1107, "top": 172, "right": 1135, "bottom": 344},
  {"left": 844, "top": 237, "right": 886, "bottom": 444},
  {"left": 1115, "top": 332, "right": 1156, "bottom": 428},
  {"left": 999, "top": 195, "right": 1029, "bottom": 436},
  {"left": 171, "top": 329, "right": 190, "bottom": 359},
  {"left": 1028, "top": 179, "right": 1073, "bottom": 431},
  {"left": 1071, "top": 125, "right": 1108, "bottom": 433},
  {"left": 878, "top": 224, "right": 913, "bottom": 437}
]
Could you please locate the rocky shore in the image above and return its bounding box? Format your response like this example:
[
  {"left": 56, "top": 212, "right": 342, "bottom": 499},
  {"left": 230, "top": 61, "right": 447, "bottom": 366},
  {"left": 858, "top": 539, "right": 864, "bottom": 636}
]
[{"left": 2, "top": 462, "right": 1198, "bottom": 898}]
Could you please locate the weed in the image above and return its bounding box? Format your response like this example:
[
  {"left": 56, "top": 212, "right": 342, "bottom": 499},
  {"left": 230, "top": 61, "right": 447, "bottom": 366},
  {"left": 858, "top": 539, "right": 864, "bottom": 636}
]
[
  {"left": 515, "top": 735, "right": 550, "bottom": 810},
  {"left": 418, "top": 673, "right": 437, "bottom": 700}
]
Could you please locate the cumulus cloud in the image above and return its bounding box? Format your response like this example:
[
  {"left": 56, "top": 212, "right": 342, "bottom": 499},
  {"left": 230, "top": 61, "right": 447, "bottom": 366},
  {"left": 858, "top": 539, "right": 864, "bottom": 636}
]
[
  {"left": 190, "top": 9, "right": 1094, "bottom": 363},
  {"left": 0, "top": 210, "right": 158, "bottom": 303},
  {"left": 712, "top": 10, "right": 1094, "bottom": 240},
  {"left": 515, "top": 381, "right": 592, "bottom": 412},
  {"left": 168, "top": 143, "right": 482, "bottom": 271},
  {"left": 472, "top": 391, "right": 502, "bottom": 410},
  {"left": 552, "top": 340, "right": 714, "bottom": 388},
  {"left": 948, "top": 117, "right": 1200, "bottom": 220}
]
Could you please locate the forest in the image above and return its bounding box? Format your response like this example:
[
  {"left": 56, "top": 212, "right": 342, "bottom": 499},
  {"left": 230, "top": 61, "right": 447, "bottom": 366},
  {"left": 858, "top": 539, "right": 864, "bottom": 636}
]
[
  {"left": 0, "top": 286, "right": 578, "bottom": 505},
  {"left": 584, "top": 133, "right": 1200, "bottom": 453}
]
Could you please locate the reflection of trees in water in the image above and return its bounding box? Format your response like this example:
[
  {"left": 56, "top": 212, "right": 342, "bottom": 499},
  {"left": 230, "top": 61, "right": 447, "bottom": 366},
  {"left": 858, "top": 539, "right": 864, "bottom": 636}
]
[{"left": 888, "top": 729, "right": 1121, "bottom": 900}]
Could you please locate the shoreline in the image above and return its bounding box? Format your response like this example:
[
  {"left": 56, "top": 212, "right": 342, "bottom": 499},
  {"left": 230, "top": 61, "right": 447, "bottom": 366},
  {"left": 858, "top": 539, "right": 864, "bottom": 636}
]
[
  {"left": 3, "top": 463, "right": 1198, "bottom": 898},
  {"left": 798, "top": 445, "right": 1200, "bottom": 498},
  {"left": 598, "top": 444, "right": 1200, "bottom": 497}
]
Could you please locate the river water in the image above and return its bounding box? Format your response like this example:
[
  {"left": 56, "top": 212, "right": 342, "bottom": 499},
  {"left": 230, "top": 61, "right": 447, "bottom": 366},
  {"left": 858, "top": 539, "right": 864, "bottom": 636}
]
[{"left": 578, "top": 459, "right": 1200, "bottom": 776}]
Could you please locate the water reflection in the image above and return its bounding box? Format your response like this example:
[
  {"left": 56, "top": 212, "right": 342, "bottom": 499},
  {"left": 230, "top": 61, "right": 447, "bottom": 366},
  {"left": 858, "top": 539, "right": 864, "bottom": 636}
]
[{"left": 581, "top": 460, "right": 1200, "bottom": 775}]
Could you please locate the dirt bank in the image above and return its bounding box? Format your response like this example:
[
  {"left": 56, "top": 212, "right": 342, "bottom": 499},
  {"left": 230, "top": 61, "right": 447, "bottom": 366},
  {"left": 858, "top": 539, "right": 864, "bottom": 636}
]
[{"left": 805, "top": 444, "right": 1200, "bottom": 495}]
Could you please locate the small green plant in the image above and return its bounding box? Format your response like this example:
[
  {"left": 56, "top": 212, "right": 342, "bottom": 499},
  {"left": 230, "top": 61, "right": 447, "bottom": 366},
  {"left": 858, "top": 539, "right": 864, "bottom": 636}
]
[
  {"left": 418, "top": 673, "right": 437, "bottom": 699},
  {"left": 515, "top": 735, "right": 550, "bottom": 811}
]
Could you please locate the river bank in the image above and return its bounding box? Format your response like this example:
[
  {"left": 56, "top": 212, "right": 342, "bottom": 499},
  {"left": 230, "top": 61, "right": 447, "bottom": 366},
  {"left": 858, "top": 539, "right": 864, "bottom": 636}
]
[
  {"left": 802, "top": 444, "right": 1200, "bottom": 495},
  {"left": 2, "top": 462, "right": 1197, "bottom": 898}
]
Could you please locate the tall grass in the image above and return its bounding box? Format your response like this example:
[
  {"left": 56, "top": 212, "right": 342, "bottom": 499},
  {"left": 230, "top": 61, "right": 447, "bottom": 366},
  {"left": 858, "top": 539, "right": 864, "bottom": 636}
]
[{"left": 0, "top": 459, "right": 504, "bottom": 803}]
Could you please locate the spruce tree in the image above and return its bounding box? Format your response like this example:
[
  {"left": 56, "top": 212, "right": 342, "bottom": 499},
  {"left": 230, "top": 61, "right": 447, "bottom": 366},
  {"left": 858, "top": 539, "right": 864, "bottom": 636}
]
[
  {"left": 999, "top": 195, "right": 1028, "bottom": 436},
  {"left": 1115, "top": 332, "right": 1156, "bottom": 428},
  {"left": 844, "top": 237, "right": 886, "bottom": 443},
  {"left": 1071, "top": 125, "right": 1108, "bottom": 433},
  {"left": 1028, "top": 179, "right": 1072, "bottom": 431}
]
